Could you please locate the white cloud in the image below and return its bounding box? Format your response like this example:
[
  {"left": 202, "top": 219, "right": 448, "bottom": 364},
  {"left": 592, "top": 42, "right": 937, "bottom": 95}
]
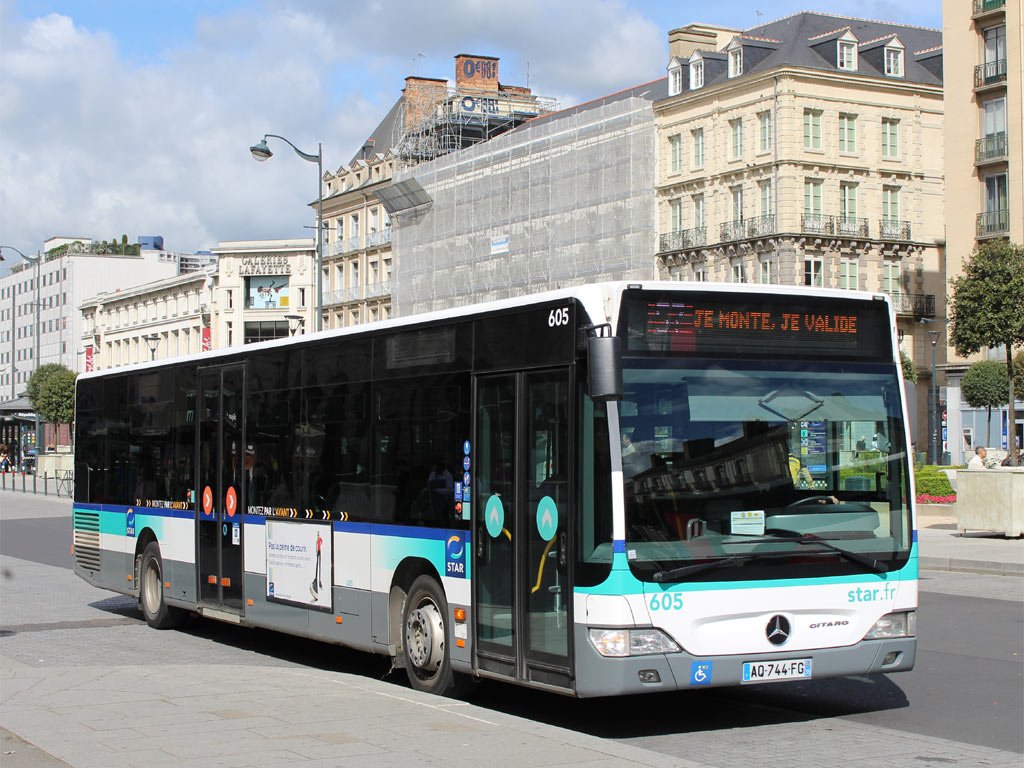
[{"left": 0, "top": 0, "right": 938, "bottom": 259}]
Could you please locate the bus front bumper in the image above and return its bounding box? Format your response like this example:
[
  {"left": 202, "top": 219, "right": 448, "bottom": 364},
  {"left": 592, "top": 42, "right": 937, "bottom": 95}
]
[{"left": 572, "top": 625, "right": 916, "bottom": 698}]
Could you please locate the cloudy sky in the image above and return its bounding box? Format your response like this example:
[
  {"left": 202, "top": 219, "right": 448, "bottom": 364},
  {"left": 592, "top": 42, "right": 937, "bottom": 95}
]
[{"left": 0, "top": 0, "right": 942, "bottom": 264}]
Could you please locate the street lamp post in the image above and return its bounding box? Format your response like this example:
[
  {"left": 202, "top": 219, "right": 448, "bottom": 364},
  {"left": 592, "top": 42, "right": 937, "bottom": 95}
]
[
  {"left": 928, "top": 330, "right": 941, "bottom": 465},
  {"left": 0, "top": 245, "right": 44, "bottom": 462},
  {"left": 250, "top": 134, "right": 323, "bottom": 332},
  {"left": 144, "top": 333, "right": 161, "bottom": 361}
]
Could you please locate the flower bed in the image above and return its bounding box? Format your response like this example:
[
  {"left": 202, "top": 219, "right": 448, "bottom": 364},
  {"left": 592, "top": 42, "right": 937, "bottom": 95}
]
[
  {"left": 916, "top": 493, "right": 956, "bottom": 504},
  {"left": 914, "top": 465, "right": 956, "bottom": 505}
]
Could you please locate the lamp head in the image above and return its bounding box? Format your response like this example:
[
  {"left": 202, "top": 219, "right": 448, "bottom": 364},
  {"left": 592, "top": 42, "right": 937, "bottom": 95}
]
[{"left": 250, "top": 139, "right": 273, "bottom": 161}]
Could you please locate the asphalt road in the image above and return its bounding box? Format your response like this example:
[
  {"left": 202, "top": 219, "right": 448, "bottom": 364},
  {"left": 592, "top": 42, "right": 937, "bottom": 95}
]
[{"left": 3, "top": 494, "right": 1021, "bottom": 760}]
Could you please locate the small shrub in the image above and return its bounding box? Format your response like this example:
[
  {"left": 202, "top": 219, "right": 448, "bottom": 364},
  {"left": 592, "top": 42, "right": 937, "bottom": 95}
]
[{"left": 914, "top": 465, "right": 955, "bottom": 501}]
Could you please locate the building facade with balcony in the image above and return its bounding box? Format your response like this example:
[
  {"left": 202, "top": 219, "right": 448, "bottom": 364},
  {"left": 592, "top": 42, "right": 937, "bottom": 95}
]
[
  {"left": 320, "top": 150, "right": 395, "bottom": 328},
  {"left": 79, "top": 269, "right": 216, "bottom": 372},
  {"left": 77, "top": 239, "right": 314, "bottom": 373},
  {"left": 655, "top": 14, "right": 945, "bottom": 451},
  {"left": 942, "top": 0, "right": 1023, "bottom": 461}
]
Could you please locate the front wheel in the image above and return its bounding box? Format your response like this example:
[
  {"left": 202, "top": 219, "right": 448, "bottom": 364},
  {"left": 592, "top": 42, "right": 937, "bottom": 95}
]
[
  {"left": 402, "top": 575, "right": 469, "bottom": 697},
  {"left": 139, "top": 542, "right": 185, "bottom": 629}
]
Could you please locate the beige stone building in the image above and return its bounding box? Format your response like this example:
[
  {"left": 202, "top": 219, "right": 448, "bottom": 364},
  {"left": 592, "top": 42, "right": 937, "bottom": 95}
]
[
  {"left": 320, "top": 150, "right": 395, "bottom": 328},
  {"left": 81, "top": 239, "right": 315, "bottom": 370},
  {"left": 80, "top": 269, "right": 216, "bottom": 371},
  {"left": 942, "top": 0, "right": 1023, "bottom": 461},
  {"left": 655, "top": 13, "right": 945, "bottom": 451},
  {"left": 210, "top": 239, "right": 316, "bottom": 344}
]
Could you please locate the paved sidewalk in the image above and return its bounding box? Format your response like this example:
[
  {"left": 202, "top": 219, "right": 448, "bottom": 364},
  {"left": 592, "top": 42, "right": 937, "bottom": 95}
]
[
  {"left": 2, "top": 492, "right": 1021, "bottom": 768},
  {"left": 917, "top": 504, "right": 1023, "bottom": 576}
]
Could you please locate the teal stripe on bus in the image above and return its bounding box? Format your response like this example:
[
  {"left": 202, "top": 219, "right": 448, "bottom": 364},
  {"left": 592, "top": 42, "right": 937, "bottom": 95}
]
[{"left": 575, "top": 545, "right": 919, "bottom": 596}]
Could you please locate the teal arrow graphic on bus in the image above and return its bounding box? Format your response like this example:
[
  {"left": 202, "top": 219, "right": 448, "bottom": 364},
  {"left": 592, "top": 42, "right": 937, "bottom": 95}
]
[
  {"left": 536, "top": 496, "right": 557, "bottom": 541},
  {"left": 485, "top": 495, "right": 504, "bottom": 538}
]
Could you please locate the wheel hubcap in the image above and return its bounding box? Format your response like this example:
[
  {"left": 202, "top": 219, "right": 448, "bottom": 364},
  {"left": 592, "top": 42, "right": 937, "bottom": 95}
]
[
  {"left": 405, "top": 599, "right": 444, "bottom": 673},
  {"left": 143, "top": 560, "right": 161, "bottom": 614}
]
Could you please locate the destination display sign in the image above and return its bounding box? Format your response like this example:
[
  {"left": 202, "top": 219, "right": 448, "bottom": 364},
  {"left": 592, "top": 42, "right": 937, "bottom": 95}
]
[{"left": 621, "top": 290, "right": 891, "bottom": 359}]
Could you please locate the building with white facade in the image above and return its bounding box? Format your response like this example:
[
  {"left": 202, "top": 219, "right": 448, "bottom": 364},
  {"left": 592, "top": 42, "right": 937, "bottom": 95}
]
[
  {"left": 79, "top": 269, "right": 217, "bottom": 372},
  {"left": 1, "top": 240, "right": 178, "bottom": 400}
]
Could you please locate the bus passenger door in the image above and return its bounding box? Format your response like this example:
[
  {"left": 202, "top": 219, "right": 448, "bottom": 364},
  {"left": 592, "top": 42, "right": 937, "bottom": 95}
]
[
  {"left": 197, "top": 364, "right": 245, "bottom": 614},
  {"left": 474, "top": 368, "right": 573, "bottom": 690}
]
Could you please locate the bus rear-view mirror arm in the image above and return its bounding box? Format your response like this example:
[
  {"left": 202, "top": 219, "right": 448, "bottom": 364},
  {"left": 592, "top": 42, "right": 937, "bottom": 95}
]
[{"left": 580, "top": 323, "right": 623, "bottom": 402}]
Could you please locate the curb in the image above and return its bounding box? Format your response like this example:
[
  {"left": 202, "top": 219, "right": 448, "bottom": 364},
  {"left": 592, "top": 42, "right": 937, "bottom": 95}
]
[{"left": 920, "top": 556, "right": 1023, "bottom": 576}]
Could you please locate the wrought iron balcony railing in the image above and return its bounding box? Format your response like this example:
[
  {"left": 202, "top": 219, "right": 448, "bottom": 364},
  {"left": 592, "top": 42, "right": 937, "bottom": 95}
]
[
  {"left": 366, "top": 229, "right": 393, "bottom": 248},
  {"left": 658, "top": 226, "right": 707, "bottom": 252},
  {"left": 746, "top": 214, "right": 777, "bottom": 237},
  {"left": 977, "top": 209, "right": 1010, "bottom": 237},
  {"left": 836, "top": 216, "right": 869, "bottom": 237},
  {"left": 720, "top": 219, "right": 747, "bottom": 242},
  {"left": 973, "top": 0, "right": 1005, "bottom": 16},
  {"left": 801, "top": 214, "right": 834, "bottom": 235},
  {"left": 879, "top": 219, "right": 912, "bottom": 241},
  {"left": 889, "top": 292, "right": 935, "bottom": 319},
  {"left": 975, "top": 133, "right": 1008, "bottom": 164},
  {"left": 975, "top": 59, "right": 1007, "bottom": 87},
  {"left": 323, "top": 289, "right": 347, "bottom": 306},
  {"left": 364, "top": 280, "right": 392, "bottom": 299}
]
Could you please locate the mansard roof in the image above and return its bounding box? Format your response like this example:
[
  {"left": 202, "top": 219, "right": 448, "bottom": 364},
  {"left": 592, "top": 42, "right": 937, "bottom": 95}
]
[{"left": 662, "top": 10, "right": 941, "bottom": 99}]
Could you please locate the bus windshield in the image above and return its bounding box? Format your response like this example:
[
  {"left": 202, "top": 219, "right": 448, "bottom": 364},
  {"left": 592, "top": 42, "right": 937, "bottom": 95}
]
[{"left": 619, "top": 358, "right": 912, "bottom": 581}]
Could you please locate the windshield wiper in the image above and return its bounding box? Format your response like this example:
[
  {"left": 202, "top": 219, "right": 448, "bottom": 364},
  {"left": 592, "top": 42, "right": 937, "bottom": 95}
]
[
  {"left": 652, "top": 551, "right": 799, "bottom": 582},
  {"left": 761, "top": 528, "right": 887, "bottom": 573},
  {"left": 650, "top": 531, "right": 888, "bottom": 582}
]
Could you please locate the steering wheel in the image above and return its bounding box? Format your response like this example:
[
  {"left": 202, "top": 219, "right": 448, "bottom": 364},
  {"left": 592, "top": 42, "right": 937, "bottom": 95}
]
[{"left": 786, "top": 495, "right": 837, "bottom": 507}]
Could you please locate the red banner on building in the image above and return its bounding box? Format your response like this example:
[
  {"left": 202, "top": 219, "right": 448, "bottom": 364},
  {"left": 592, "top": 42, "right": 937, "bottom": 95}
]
[
  {"left": 84, "top": 346, "right": 93, "bottom": 372},
  {"left": 201, "top": 327, "right": 211, "bottom": 352}
]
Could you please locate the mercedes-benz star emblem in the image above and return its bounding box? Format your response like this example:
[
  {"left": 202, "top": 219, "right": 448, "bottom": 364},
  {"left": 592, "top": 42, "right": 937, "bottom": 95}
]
[{"left": 766, "top": 615, "right": 791, "bottom": 646}]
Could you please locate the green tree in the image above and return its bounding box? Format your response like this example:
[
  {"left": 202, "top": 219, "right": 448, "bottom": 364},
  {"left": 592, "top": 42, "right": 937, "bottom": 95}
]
[
  {"left": 26, "top": 364, "right": 77, "bottom": 436},
  {"left": 36, "top": 368, "right": 77, "bottom": 429},
  {"left": 901, "top": 351, "right": 917, "bottom": 383},
  {"left": 25, "top": 363, "right": 69, "bottom": 406},
  {"left": 960, "top": 360, "right": 1008, "bottom": 445},
  {"left": 949, "top": 240, "right": 1024, "bottom": 465}
]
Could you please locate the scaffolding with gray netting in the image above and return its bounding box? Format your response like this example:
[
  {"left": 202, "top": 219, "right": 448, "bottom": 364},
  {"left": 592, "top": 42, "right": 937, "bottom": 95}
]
[{"left": 391, "top": 96, "right": 658, "bottom": 316}]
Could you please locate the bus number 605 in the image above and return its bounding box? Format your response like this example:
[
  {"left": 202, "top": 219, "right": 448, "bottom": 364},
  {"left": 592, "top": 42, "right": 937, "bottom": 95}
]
[{"left": 548, "top": 307, "right": 569, "bottom": 327}]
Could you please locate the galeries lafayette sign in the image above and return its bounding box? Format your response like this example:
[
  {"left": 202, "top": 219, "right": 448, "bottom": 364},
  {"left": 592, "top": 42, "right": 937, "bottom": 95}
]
[{"left": 239, "top": 254, "right": 292, "bottom": 276}]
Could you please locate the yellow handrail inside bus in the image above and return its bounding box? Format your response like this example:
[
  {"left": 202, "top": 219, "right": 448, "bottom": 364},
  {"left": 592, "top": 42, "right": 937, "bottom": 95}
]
[{"left": 531, "top": 537, "right": 556, "bottom": 593}]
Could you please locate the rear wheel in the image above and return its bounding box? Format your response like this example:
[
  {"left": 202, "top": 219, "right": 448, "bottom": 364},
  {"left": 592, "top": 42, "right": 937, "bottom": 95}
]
[
  {"left": 139, "top": 542, "right": 185, "bottom": 629},
  {"left": 402, "top": 575, "right": 470, "bottom": 697}
]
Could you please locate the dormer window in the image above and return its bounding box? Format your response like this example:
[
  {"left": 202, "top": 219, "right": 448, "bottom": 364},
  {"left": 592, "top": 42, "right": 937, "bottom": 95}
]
[
  {"left": 729, "top": 47, "right": 743, "bottom": 78},
  {"left": 885, "top": 45, "right": 904, "bottom": 77},
  {"left": 690, "top": 56, "right": 704, "bottom": 89},
  {"left": 668, "top": 62, "right": 683, "bottom": 96},
  {"left": 837, "top": 35, "right": 858, "bottom": 71}
]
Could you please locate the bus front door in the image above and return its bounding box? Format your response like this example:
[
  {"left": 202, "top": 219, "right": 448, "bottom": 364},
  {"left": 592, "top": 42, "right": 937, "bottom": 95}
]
[
  {"left": 474, "top": 369, "right": 573, "bottom": 691},
  {"left": 197, "top": 365, "right": 245, "bottom": 615}
]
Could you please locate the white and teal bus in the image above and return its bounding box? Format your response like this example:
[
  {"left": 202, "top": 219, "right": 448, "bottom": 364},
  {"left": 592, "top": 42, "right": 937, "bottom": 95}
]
[{"left": 73, "top": 282, "right": 917, "bottom": 697}]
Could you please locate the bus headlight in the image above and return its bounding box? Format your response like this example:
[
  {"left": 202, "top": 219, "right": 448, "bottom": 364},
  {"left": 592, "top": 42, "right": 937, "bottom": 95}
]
[
  {"left": 588, "top": 628, "right": 682, "bottom": 657},
  {"left": 864, "top": 611, "right": 916, "bottom": 639}
]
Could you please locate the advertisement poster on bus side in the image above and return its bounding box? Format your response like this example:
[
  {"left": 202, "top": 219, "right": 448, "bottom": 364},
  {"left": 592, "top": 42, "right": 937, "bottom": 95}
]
[{"left": 266, "top": 520, "right": 332, "bottom": 611}]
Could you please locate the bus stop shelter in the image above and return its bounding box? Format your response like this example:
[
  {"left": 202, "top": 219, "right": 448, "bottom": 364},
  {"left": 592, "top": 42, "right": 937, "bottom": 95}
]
[{"left": 0, "top": 396, "right": 38, "bottom": 472}]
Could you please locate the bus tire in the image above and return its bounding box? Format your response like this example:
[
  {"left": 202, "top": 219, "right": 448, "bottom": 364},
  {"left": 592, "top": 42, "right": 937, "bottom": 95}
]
[
  {"left": 139, "top": 542, "right": 185, "bottom": 629},
  {"left": 402, "top": 575, "right": 468, "bottom": 697}
]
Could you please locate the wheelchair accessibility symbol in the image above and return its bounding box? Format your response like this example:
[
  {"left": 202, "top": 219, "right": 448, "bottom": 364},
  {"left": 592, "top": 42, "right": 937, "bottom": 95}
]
[{"left": 690, "top": 661, "right": 713, "bottom": 686}]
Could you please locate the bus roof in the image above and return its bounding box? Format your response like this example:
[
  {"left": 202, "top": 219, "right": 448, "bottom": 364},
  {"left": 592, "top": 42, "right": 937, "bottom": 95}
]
[{"left": 77, "top": 281, "right": 893, "bottom": 380}]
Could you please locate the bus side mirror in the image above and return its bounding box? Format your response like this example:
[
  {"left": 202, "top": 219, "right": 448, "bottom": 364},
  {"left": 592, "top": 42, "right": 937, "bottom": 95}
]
[{"left": 585, "top": 327, "right": 623, "bottom": 402}]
